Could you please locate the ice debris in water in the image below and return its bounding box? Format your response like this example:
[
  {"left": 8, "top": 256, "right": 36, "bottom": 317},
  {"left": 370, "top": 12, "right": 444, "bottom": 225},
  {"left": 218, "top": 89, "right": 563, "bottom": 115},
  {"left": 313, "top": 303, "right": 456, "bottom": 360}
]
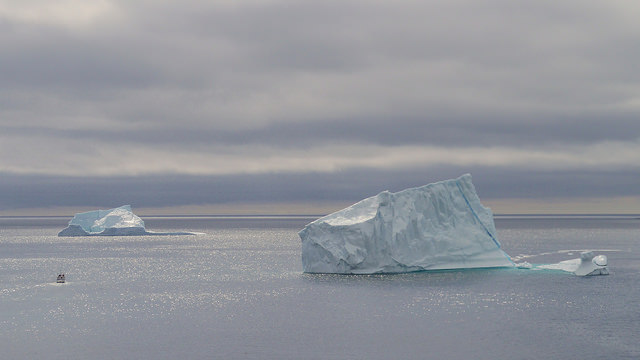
[
  {"left": 58, "top": 205, "right": 195, "bottom": 236},
  {"left": 537, "top": 251, "right": 609, "bottom": 276},
  {"left": 299, "top": 174, "right": 515, "bottom": 274}
]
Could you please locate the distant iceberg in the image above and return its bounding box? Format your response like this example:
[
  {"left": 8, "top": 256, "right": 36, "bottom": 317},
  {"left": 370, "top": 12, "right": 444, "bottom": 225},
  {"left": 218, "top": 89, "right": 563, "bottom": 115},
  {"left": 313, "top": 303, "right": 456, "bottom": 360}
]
[
  {"left": 299, "top": 174, "right": 515, "bottom": 274},
  {"left": 299, "top": 174, "right": 608, "bottom": 276},
  {"left": 58, "top": 205, "right": 195, "bottom": 236}
]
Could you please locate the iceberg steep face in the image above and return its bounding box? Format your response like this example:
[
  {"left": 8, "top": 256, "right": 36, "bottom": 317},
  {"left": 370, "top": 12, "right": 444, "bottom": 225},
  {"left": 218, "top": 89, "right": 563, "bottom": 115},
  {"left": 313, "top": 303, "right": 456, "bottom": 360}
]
[
  {"left": 299, "top": 174, "right": 514, "bottom": 274},
  {"left": 58, "top": 205, "right": 146, "bottom": 236}
]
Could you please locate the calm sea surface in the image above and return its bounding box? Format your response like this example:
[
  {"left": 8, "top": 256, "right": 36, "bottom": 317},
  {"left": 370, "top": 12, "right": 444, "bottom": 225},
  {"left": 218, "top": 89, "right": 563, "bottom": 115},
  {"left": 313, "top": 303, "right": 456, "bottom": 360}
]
[{"left": 1, "top": 215, "right": 639, "bottom": 360}]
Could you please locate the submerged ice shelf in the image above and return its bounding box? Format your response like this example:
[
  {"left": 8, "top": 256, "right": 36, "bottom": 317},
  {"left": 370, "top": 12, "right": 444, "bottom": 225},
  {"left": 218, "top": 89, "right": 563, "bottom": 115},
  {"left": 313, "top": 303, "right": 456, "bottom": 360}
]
[
  {"left": 58, "top": 205, "right": 195, "bottom": 236},
  {"left": 299, "top": 174, "right": 608, "bottom": 276}
]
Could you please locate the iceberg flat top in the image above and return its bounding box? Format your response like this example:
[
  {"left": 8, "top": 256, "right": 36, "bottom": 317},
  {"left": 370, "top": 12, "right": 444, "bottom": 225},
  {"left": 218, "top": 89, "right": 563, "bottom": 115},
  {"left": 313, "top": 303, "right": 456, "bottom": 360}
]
[{"left": 299, "top": 174, "right": 515, "bottom": 274}]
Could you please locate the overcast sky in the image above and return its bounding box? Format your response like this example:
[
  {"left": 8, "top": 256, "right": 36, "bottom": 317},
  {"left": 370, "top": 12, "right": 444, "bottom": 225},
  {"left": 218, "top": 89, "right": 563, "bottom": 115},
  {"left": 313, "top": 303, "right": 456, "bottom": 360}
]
[{"left": 1, "top": 0, "right": 639, "bottom": 214}]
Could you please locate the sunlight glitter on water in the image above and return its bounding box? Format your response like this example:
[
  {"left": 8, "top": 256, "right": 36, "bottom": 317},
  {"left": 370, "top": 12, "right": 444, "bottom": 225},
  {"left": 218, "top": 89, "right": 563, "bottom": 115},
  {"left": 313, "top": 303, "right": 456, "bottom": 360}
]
[{"left": 0, "top": 216, "right": 639, "bottom": 359}]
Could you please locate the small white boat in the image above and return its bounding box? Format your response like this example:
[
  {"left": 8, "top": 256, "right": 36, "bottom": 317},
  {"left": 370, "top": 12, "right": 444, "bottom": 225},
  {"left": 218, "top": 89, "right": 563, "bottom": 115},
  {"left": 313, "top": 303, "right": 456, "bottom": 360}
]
[{"left": 56, "top": 274, "right": 65, "bottom": 283}]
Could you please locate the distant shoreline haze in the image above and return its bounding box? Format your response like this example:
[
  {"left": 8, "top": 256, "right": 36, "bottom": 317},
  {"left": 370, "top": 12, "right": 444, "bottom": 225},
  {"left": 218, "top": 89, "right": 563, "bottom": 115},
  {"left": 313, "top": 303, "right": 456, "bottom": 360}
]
[{"left": 0, "top": 197, "right": 639, "bottom": 217}]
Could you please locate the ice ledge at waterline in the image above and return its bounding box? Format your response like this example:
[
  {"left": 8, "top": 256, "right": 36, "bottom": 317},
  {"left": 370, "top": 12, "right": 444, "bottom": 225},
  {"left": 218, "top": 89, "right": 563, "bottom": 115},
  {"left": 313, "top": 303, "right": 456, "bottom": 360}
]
[
  {"left": 58, "top": 205, "right": 195, "bottom": 236},
  {"left": 299, "top": 174, "right": 608, "bottom": 276}
]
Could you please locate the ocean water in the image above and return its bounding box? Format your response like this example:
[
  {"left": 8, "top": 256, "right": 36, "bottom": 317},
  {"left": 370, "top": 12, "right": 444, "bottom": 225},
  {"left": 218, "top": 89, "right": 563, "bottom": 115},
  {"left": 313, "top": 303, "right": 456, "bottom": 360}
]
[{"left": 0, "top": 215, "right": 638, "bottom": 360}]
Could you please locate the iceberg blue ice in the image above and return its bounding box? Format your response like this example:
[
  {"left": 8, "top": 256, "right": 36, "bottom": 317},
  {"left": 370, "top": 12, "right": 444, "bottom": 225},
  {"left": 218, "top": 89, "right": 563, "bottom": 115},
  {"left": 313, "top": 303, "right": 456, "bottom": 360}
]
[
  {"left": 300, "top": 174, "right": 609, "bottom": 276},
  {"left": 299, "top": 174, "right": 515, "bottom": 274},
  {"left": 58, "top": 205, "right": 195, "bottom": 236}
]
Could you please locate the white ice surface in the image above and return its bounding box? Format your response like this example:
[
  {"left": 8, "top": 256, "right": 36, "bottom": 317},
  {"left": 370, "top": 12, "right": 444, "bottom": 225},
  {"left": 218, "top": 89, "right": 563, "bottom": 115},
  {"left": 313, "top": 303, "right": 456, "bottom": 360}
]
[
  {"left": 536, "top": 251, "right": 609, "bottom": 276},
  {"left": 299, "top": 174, "right": 515, "bottom": 274},
  {"left": 58, "top": 205, "right": 195, "bottom": 236}
]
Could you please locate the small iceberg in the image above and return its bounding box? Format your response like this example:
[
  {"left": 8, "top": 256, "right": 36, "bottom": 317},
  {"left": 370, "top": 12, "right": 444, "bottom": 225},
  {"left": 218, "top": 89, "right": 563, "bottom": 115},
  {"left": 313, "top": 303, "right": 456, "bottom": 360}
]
[
  {"left": 58, "top": 205, "right": 196, "bottom": 236},
  {"left": 536, "top": 251, "right": 609, "bottom": 276}
]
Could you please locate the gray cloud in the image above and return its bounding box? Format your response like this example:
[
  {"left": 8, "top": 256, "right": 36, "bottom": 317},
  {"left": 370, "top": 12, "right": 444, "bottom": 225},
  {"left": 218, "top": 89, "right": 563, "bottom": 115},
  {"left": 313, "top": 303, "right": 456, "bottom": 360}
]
[
  {"left": 2, "top": 166, "right": 639, "bottom": 212},
  {"left": 2, "top": 113, "right": 638, "bottom": 149},
  {"left": 1, "top": 0, "right": 640, "bottom": 210}
]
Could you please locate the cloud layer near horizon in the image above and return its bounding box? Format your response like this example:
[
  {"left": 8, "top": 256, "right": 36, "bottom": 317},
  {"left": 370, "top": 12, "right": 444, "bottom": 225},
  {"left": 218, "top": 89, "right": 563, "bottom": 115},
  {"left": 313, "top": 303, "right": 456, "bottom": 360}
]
[{"left": 1, "top": 0, "right": 639, "bottom": 211}]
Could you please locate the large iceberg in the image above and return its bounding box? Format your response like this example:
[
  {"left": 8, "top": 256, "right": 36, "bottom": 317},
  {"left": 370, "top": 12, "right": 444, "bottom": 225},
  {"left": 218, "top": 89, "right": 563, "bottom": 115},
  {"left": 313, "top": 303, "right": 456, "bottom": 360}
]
[
  {"left": 299, "top": 174, "right": 515, "bottom": 274},
  {"left": 58, "top": 205, "right": 195, "bottom": 236}
]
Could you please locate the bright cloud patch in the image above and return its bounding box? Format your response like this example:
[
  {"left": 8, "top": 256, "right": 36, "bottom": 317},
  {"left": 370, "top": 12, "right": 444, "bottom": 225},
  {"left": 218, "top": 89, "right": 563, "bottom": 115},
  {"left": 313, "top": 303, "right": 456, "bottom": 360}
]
[
  {"left": 0, "top": 0, "right": 116, "bottom": 28},
  {"left": 0, "top": 132, "right": 638, "bottom": 176}
]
